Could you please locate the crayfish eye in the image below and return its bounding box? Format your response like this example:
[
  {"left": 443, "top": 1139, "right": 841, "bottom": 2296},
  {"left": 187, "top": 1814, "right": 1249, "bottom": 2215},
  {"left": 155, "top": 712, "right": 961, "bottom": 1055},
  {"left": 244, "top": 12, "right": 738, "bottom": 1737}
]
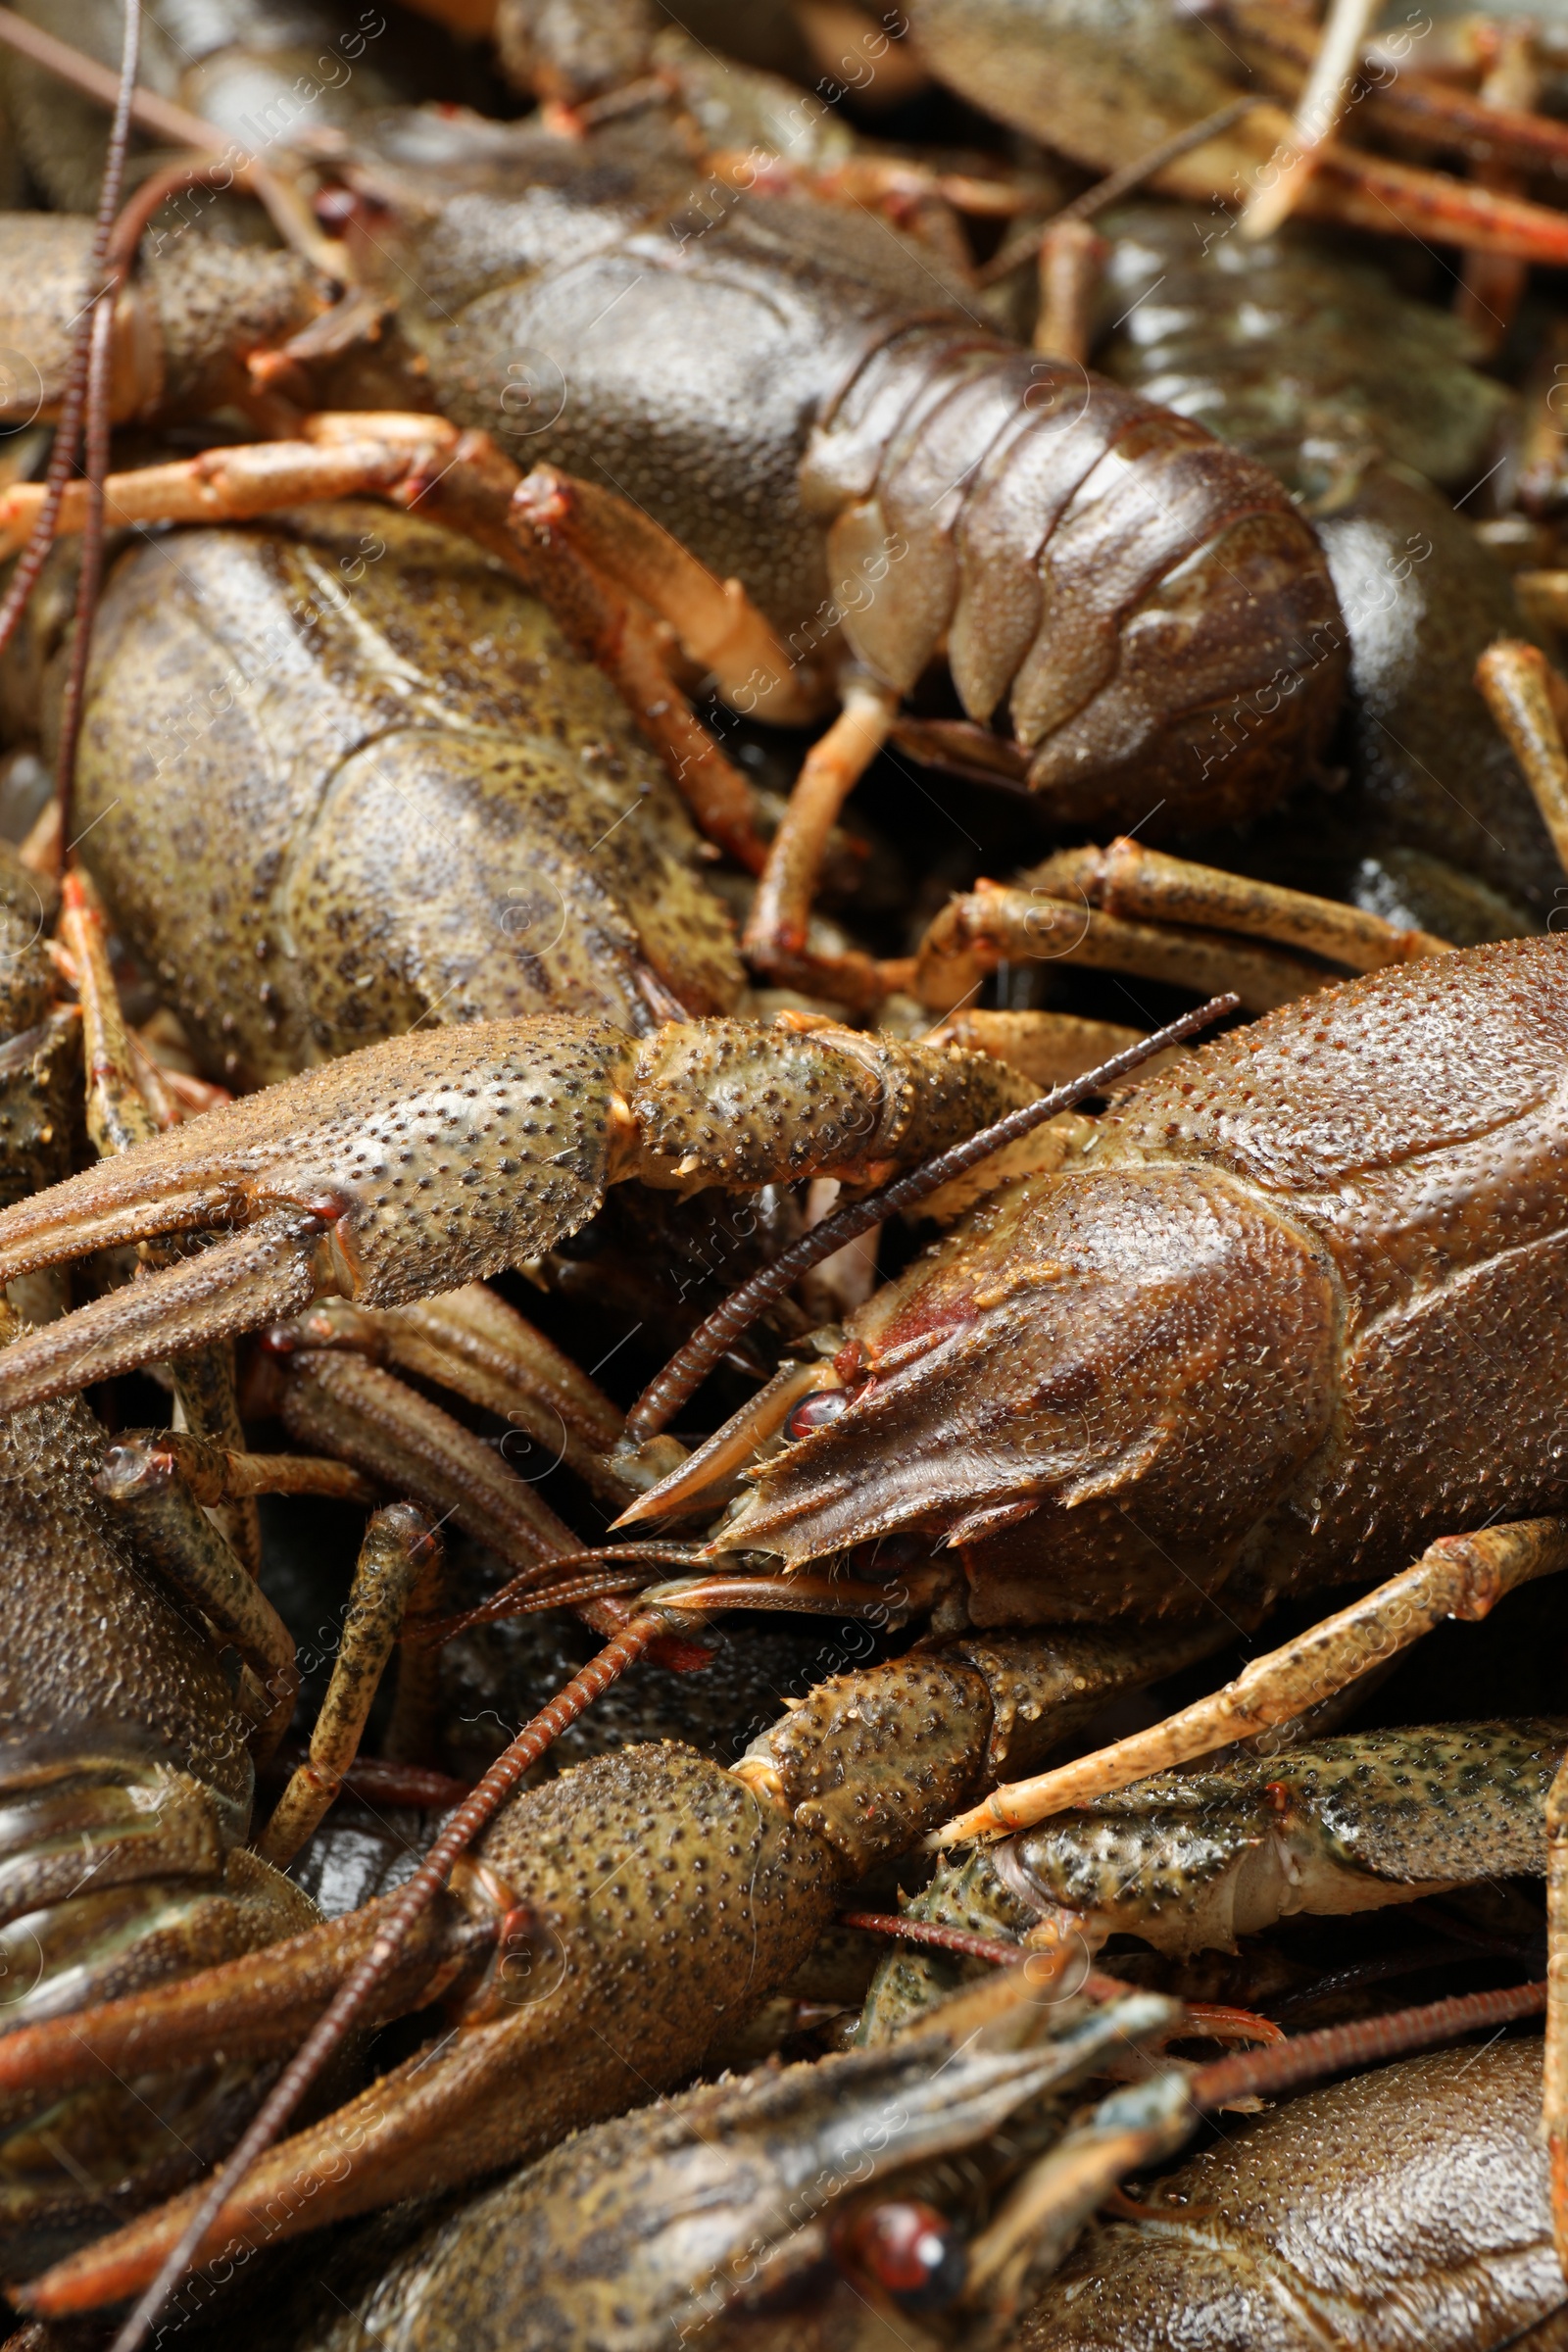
[
  {"left": 783, "top": 1386, "right": 854, "bottom": 1442},
  {"left": 837, "top": 2200, "right": 966, "bottom": 2311}
]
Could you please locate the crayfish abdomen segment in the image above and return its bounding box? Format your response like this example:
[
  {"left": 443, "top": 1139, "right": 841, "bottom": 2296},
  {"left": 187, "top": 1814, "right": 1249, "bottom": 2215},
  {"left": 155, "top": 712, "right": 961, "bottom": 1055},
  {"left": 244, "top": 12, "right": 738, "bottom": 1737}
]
[
  {"left": 380, "top": 164, "right": 1344, "bottom": 828},
  {"left": 813, "top": 342, "right": 1344, "bottom": 833}
]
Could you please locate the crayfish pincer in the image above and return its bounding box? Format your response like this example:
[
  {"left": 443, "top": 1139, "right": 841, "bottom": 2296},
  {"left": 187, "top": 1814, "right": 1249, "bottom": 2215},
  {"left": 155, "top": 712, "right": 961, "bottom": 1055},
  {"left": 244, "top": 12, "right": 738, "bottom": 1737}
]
[
  {"left": 8, "top": 1631, "right": 1207, "bottom": 2312},
  {"left": 0, "top": 1015, "right": 1035, "bottom": 1413}
]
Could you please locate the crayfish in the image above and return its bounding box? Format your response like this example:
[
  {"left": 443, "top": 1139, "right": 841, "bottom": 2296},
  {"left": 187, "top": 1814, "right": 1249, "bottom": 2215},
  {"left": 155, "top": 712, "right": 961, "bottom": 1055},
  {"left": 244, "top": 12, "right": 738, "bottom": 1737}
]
[
  {"left": 11, "top": 5, "right": 1568, "bottom": 2345},
  {"left": 0, "top": 24, "right": 1348, "bottom": 1011},
  {"left": 0, "top": 936, "right": 1564, "bottom": 2318}
]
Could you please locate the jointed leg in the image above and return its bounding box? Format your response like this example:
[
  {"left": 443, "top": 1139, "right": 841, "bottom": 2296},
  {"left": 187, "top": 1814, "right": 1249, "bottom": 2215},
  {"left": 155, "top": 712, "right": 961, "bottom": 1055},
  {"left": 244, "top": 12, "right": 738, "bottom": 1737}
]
[
  {"left": 507, "top": 466, "right": 772, "bottom": 872},
  {"left": 273, "top": 1343, "right": 582, "bottom": 1576},
  {"left": 925, "top": 1007, "right": 1152, "bottom": 1089},
  {"left": 258, "top": 1505, "right": 443, "bottom": 1866},
  {"left": 103, "top": 1430, "right": 453, "bottom": 1816},
  {"left": 1033, "top": 839, "right": 1450, "bottom": 971},
  {"left": 59, "top": 871, "right": 160, "bottom": 1161},
  {"left": 742, "top": 671, "right": 901, "bottom": 1008},
  {"left": 98, "top": 1439, "right": 302, "bottom": 1761},
  {"left": 508, "top": 466, "right": 819, "bottom": 721},
  {"left": 398, "top": 1286, "right": 622, "bottom": 1448},
  {"left": 916, "top": 838, "right": 1451, "bottom": 1017},
  {"left": 1452, "top": 26, "right": 1538, "bottom": 355},
  {"left": 1238, "top": 0, "right": 1379, "bottom": 240},
  {"left": 61, "top": 870, "right": 262, "bottom": 1572},
  {"left": 937, "top": 1517, "right": 1568, "bottom": 1842},
  {"left": 112, "top": 1427, "right": 377, "bottom": 1508},
  {"left": 1035, "top": 220, "right": 1107, "bottom": 366},
  {"left": 917, "top": 877, "right": 1338, "bottom": 1017},
  {"left": 1476, "top": 638, "right": 1568, "bottom": 877},
  {"left": 270, "top": 1286, "right": 631, "bottom": 1507}
]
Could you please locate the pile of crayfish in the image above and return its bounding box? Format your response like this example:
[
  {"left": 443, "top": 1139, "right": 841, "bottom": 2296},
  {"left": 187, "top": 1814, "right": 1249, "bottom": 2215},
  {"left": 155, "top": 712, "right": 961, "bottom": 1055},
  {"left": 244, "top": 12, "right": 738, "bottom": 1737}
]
[{"left": 11, "top": 0, "right": 1568, "bottom": 2344}]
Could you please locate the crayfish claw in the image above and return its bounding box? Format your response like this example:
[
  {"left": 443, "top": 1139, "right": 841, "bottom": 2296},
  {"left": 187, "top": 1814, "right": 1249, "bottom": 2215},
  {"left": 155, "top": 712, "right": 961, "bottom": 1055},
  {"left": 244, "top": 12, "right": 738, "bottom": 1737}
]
[
  {"left": 0, "top": 1210, "right": 325, "bottom": 1419},
  {"left": 0, "top": 1013, "right": 1036, "bottom": 1416}
]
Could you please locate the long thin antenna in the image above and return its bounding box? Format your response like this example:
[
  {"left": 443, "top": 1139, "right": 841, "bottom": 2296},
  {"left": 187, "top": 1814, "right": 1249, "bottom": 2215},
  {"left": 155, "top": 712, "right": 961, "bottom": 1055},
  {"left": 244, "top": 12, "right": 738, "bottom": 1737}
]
[
  {"left": 109, "top": 1608, "right": 667, "bottom": 2352},
  {"left": 0, "top": 4, "right": 217, "bottom": 151},
  {"left": 1189, "top": 1977, "right": 1544, "bottom": 2112},
  {"left": 1051, "top": 98, "right": 1257, "bottom": 228},
  {"left": 625, "top": 992, "right": 1239, "bottom": 1443},
  {"left": 53, "top": 289, "right": 120, "bottom": 865},
  {"left": 57, "top": 149, "right": 294, "bottom": 863},
  {"left": 977, "top": 98, "right": 1257, "bottom": 285},
  {"left": 38, "top": 0, "right": 154, "bottom": 864}
]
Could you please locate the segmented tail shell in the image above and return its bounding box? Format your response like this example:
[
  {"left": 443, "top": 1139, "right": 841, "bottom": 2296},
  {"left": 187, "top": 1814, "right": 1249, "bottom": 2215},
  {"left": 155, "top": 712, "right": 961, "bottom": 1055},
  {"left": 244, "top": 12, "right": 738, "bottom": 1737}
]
[{"left": 801, "top": 325, "right": 1347, "bottom": 833}]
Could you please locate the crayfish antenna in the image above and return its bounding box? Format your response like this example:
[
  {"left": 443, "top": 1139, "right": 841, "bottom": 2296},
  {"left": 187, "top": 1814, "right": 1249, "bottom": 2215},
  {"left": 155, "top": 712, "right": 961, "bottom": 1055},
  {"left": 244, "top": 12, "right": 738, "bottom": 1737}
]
[{"left": 1545, "top": 1747, "right": 1568, "bottom": 2277}]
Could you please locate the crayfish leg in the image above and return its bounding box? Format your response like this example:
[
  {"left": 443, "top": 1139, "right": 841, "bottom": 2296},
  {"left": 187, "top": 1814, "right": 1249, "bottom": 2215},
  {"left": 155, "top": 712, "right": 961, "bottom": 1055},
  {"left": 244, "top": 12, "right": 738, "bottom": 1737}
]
[
  {"left": 914, "top": 830, "right": 1452, "bottom": 1017},
  {"left": 61, "top": 867, "right": 264, "bottom": 1571},
  {"left": 1047, "top": 838, "right": 1450, "bottom": 973},
  {"left": 268, "top": 1340, "right": 582, "bottom": 1576},
  {"left": 267, "top": 1288, "right": 631, "bottom": 1509},
  {"left": 1036, "top": 218, "right": 1106, "bottom": 367},
  {"left": 1546, "top": 1747, "right": 1568, "bottom": 2276},
  {"left": 378, "top": 1286, "right": 625, "bottom": 1469},
  {"left": 508, "top": 465, "right": 819, "bottom": 724},
  {"left": 1476, "top": 639, "right": 1568, "bottom": 879},
  {"left": 741, "top": 672, "right": 901, "bottom": 1008},
  {"left": 938, "top": 1517, "right": 1568, "bottom": 1845},
  {"left": 96, "top": 1435, "right": 299, "bottom": 1764},
  {"left": 256, "top": 1504, "right": 444, "bottom": 1867},
  {"left": 917, "top": 876, "right": 1336, "bottom": 1017},
  {"left": 509, "top": 466, "right": 770, "bottom": 873}
]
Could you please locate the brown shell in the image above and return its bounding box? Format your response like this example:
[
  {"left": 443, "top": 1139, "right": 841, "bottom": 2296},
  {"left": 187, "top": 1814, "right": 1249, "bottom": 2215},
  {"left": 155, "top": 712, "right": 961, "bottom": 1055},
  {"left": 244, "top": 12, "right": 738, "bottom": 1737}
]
[
  {"left": 730, "top": 938, "right": 1568, "bottom": 1627},
  {"left": 1025, "top": 2040, "right": 1560, "bottom": 2351},
  {"left": 73, "top": 505, "right": 745, "bottom": 1085}
]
